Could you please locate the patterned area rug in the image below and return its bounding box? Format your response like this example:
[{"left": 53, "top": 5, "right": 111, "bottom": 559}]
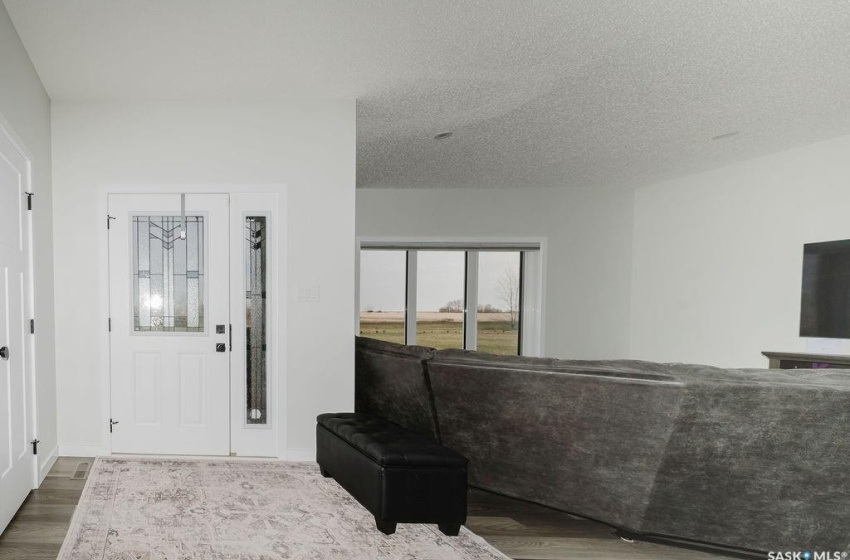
[{"left": 59, "top": 457, "right": 509, "bottom": 560}]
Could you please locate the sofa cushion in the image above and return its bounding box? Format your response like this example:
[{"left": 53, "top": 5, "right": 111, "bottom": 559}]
[
  {"left": 355, "top": 337, "right": 440, "bottom": 441},
  {"left": 434, "top": 348, "right": 677, "bottom": 381},
  {"left": 639, "top": 369, "right": 850, "bottom": 552},
  {"left": 427, "top": 352, "right": 683, "bottom": 531}
]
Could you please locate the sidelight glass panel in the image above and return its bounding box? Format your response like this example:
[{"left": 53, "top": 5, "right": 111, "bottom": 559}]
[
  {"left": 133, "top": 216, "right": 205, "bottom": 332},
  {"left": 477, "top": 252, "right": 521, "bottom": 355},
  {"left": 245, "top": 217, "right": 268, "bottom": 425},
  {"left": 417, "top": 251, "right": 465, "bottom": 349},
  {"left": 359, "top": 250, "right": 406, "bottom": 344}
]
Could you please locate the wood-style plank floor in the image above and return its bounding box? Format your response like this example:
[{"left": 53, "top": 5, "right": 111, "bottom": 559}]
[
  {"left": 0, "top": 457, "right": 736, "bottom": 560},
  {"left": 0, "top": 457, "right": 89, "bottom": 559}
]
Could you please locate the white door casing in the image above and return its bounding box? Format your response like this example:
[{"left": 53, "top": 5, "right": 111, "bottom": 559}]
[
  {"left": 108, "top": 194, "right": 230, "bottom": 455},
  {"left": 0, "top": 129, "right": 35, "bottom": 532}
]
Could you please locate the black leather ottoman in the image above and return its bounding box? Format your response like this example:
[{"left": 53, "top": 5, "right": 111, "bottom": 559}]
[{"left": 316, "top": 412, "right": 468, "bottom": 536}]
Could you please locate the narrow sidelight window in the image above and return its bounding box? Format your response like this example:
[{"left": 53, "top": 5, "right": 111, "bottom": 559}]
[{"left": 245, "top": 217, "right": 267, "bottom": 425}]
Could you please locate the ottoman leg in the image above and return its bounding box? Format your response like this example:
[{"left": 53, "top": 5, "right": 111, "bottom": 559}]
[
  {"left": 438, "top": 523, "right": 461, "bottom": 536},
  {"left": 375, "top": 518, "right": 397, "bottom": 535},
  {"left": 319, "top": 465, "right": 332, "bottom": 478}
]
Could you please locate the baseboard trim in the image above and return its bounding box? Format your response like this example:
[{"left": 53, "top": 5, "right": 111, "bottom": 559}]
[
  {"left": 57, "top": 445, "right": 315, "bottom": 462},
  {"left": 286, "top": 448, "right": 315, "bottom": 462},
  {"left": 37, "top": 445, "right": 59, "bottom": 486},
  {"left": 59, "top": 445, "right": 110, "bottom": 458}
]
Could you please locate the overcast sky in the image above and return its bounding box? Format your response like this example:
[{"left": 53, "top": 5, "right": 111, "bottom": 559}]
[{"left": 359, "top": 250, "right": 520, "bottom": 312}]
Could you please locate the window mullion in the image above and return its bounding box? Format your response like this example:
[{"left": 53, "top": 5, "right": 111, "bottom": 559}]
[
  {"left": 517, "top": 251, "right": 524, "bottom": 356},
  {"left": 519, "top": 249, "right": 543, "bottom": 357},
  {"left": 405, "top": 251, "right": 418, "bottom": 345},
  {"left": 464, "top": 251, "right": 479, "bottom": 350}
]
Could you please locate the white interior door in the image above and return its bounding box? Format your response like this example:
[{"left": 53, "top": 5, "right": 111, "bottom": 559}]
[
  {"left": 0, "top": 130, "right": 34, "bottom": 532},
  {"left": 108, "top": 194, "right": 230, "bottom": 455}
]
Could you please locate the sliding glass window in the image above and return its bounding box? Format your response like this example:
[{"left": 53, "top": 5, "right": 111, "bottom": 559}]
[
  {"left": 358, "top": 250, "right": 406, "bottom": 344},
  {"left": 477, "top": 251, "right": 521, "bottom": 355},
  {"left": 358, "top": 243, "right": 541, "bottom": 356},
  {"left": 416, "top": 251, "right": 465, "bottom": 350}
]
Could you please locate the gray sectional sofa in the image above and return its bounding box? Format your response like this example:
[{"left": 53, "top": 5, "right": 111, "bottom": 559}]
[{"left": 354, "top": 336, "right": 850, "bottom": 554}]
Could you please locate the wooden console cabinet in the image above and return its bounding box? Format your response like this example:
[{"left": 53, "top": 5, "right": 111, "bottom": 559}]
[{"left": 762, "top": 351, "right": 850, "bottom": 369}]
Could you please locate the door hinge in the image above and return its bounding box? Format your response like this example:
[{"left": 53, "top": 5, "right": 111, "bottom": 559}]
[
  {"left": 25, "top": 192, "right": 34, "bottom": 211},
  {"left": 30, "top": 318, "right": 34, "bottom": 334},
  {"left": 31, "top": 439, "right": 40, "bottom": 455},
  {"left": 107, "top": 215, "right": 116, "bottom": 229},
  {"left": 109, "top": 419, "right": 119, "bottom": 433},
  {"left": 108, "top": 318, "right": 112, "bottom": 332}
]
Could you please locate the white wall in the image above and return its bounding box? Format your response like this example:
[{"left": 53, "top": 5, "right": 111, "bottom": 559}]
[
  {"left": 631, "top": 134, "right": 850, "bottom": 368},
  {"left": 0, "top": 4, "right": 58, "bottom": 480},
  {"left": 356, "top": 188, "right": 635, "bottom": 359},
  {"left": 52, "top": 100, "right": 355, "bottom": 458}
]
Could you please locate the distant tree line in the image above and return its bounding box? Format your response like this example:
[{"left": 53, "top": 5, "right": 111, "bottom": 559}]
[
  {"left": 438, "top": 300, "right": 505, "bottom": 313},
  {"left": 437, "top": 265, "right": 520, "bottom": 330},
  {"left": 439, "top": 299, "right": 464, "bottom": 313}
]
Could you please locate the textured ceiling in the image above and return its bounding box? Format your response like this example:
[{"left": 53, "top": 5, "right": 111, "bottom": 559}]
[{"left": 4, "top": 0, "right": 850, "bottom": 189}]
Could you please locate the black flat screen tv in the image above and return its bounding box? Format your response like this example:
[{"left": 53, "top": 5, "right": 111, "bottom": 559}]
[{"left": 800, "top": 238, "right": 850, "bottom": 338}]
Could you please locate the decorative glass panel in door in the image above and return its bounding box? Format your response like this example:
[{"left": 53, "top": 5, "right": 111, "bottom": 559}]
[{"left": 132, "top": 216, "right": 205, "bottom": 332}]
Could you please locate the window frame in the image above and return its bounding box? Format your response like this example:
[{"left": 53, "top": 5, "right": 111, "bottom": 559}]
[{"left": 356, "top": 238, "right": 546, "bottom": 356}]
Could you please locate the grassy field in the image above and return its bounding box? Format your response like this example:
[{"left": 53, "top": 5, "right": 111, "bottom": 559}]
[{"left": 359, "top": 320, "right": 519, "bottom": 355}]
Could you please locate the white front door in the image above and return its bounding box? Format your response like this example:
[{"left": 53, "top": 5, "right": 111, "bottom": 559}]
[
  {"left": 0, "top": 130, "right": 35, "bottom": 532},
  {"left": 108, "top": 194, "right": 230, "bottom": 455}
]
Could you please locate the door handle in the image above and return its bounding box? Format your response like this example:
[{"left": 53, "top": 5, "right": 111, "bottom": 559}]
[
  {"left": 0, "top": 347, "right": 8, "bottom": 361},
  {"left": 215, "top": 343, "right": 226, "bottom": 353}
]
